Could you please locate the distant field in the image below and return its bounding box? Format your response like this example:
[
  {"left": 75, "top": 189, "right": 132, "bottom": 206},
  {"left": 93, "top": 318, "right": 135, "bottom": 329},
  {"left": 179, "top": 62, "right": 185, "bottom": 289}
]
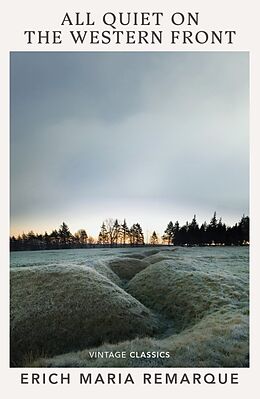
[{"left": 10, "top": 246, "right": 249, "bottom": 367}]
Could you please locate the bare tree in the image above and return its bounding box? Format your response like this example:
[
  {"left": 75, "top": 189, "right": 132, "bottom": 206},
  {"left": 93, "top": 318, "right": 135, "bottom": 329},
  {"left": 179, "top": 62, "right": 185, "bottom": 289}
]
[{"left": 105, "top": 218, "right": 121, "bottom": 246}]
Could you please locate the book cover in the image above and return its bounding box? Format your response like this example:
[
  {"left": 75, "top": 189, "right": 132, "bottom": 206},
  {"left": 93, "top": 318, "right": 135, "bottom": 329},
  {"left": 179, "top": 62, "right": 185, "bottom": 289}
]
[{"left": 0, "top": 0, "right": 259, "bottom": 397}]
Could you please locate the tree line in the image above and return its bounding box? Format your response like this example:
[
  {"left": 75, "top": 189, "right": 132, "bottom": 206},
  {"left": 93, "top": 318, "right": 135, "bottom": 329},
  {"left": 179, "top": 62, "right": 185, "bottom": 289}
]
[
  {"left": 10, "top": 213, "right": 249, "bottom": 251},
  {"left": 161, "top": 213, "right": 249, "bottom": 246}
]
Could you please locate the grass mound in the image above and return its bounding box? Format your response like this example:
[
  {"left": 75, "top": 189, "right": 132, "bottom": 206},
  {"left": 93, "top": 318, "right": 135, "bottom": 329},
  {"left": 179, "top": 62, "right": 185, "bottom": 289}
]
[
  {"left": 127, "top": 261, "right": 248, "bottom": 331},
  {"left": 10, "top": 265, "right": 158, "bottom": 366},
  {"left": 143, "top": 249, "right": 162, "bottom": 257},
  {"left": 108, "top": 258, "right": 150, "bottom": 280},
  {"left": 143, "top": 248, "right": 178, "bottom": 264},
  {"left": 92, "top": 261, "right": 122, "bottom": 286},
  {"left": 122, "top": 253, "right": 147, "bottom": 260},
  {"left": 161, "top": 307, "right": 249, "bottom": 367},
  {"left": 143, "top": 253, "right": 172, "bottom": 264}
]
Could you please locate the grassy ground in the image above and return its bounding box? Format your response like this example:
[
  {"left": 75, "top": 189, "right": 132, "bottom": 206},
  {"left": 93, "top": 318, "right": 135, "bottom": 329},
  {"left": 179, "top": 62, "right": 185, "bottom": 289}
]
[
  {"left": 127, "top": 261, "right": 248, "bottom": 331},
  {"left": 30, "top": 308, "right": 248, "bottom": 368},
  {"left": 10, "top": 264, "right": 158, "bottom": 366},
  {"left": 108, "top": 258, "right": 150, "bottom": 280},
  {"left": 92, "top": 261, "right": 122, "bottom": 286},
  {"left": 11, "top": 247, "right": 249, "bottom": 367}
]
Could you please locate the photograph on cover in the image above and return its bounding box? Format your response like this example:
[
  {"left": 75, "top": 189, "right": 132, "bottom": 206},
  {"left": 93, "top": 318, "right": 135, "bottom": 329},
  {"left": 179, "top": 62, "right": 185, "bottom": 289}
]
[{"left": 10, "top": 51, "right": 249, "bottom": 368}]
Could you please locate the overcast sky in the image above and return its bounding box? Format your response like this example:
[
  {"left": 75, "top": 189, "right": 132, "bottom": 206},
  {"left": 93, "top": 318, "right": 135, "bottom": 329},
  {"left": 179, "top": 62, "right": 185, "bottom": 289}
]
[{"left": 10, "top": 52, "right": 249, "bottom": 238}]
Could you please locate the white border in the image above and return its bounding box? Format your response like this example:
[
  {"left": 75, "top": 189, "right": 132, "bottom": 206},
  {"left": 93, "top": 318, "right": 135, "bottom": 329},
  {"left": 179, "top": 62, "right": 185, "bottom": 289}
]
[{"left": 1, "top": 0, "right": 259, "bottom": 397}]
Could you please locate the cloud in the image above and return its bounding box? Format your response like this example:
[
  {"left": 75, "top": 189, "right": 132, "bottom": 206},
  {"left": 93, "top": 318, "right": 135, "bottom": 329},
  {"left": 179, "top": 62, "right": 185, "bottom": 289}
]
[{"left": 10, "top": 52, "right": 249, "bottom": 235}]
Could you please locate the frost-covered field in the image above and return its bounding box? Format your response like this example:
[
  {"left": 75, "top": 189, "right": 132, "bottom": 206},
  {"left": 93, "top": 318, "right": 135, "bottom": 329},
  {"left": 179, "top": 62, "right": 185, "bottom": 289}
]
[{"left": 10, "top": 246, "right": 249, "bottom": 367}]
